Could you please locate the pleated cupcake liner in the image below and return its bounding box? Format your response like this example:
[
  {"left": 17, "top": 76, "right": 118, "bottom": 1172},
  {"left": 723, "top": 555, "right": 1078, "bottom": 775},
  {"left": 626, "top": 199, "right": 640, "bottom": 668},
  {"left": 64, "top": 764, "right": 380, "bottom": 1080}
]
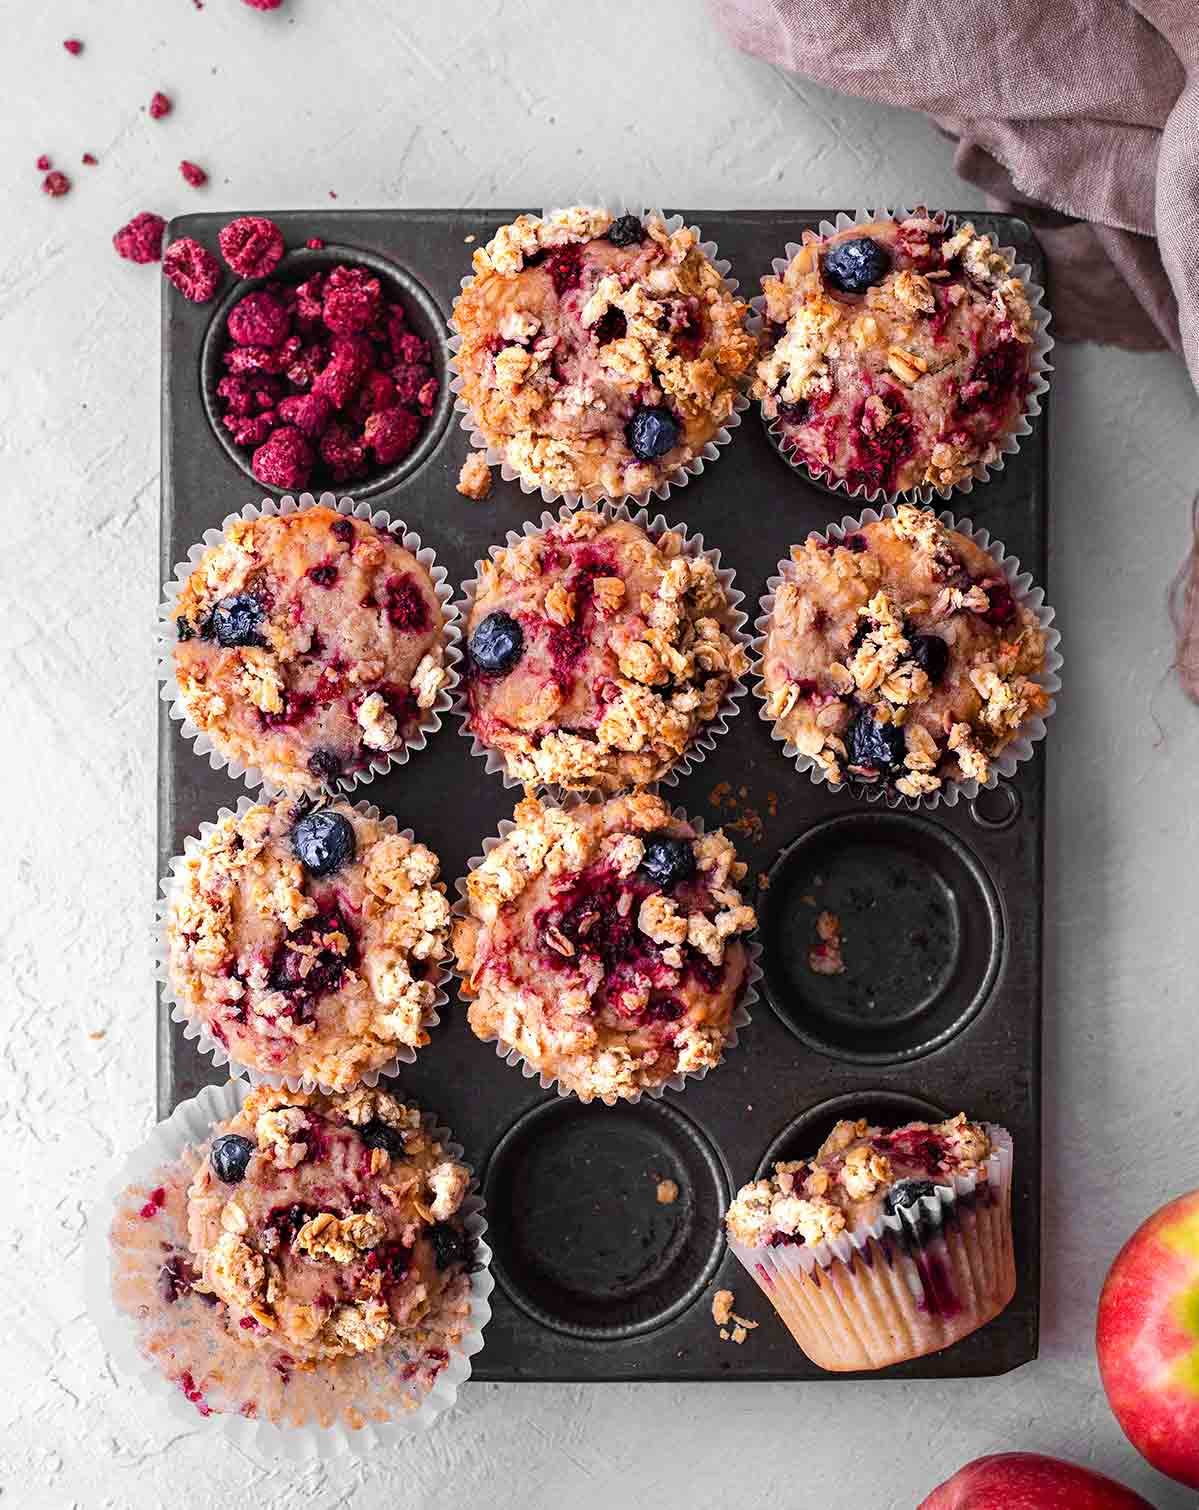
[
  {"left": 448, "top": 202, "right": 750, "bottom": 507},
  {"left": 750, "top": 206, "right": 1054, "bottom": 506},
  {"left": 450, "top": 795, "right": 760, "bottom": 1106},
  {"left": 728, "top": 1125, "right": 1014, "bottom": 1372},
  {"left": 752, "top": 505, "right": 1063, "bottom": 809},
  {"left": 153, "top": 794, "right": 451, "bottom": 1095},
  {"left": 84, "top": 1079, "right": 493, "bottom": 1455},
  {"left": 156, "top": 491, "right": 461, "bottom": 797},
  {"left": 451, "top": 498, "right": 750, "bottom": 797}
]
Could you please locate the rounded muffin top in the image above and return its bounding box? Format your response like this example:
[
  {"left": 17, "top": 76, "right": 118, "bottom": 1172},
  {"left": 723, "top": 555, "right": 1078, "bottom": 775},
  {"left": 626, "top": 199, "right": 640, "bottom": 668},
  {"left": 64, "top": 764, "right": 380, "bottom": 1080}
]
[
  {"left": 753, "top": 214, "right": 1037, "bottom": 495},
  {"left": 451, "top": 206, "right": 755, "bottom": 498},
  {"left": 725, "top": 1113, "right": 994, "bottom": 1249},
  {"left": 166, "top": 796, "right": 451, "bottom": 1089},
  {"left": 463, "top": 509, "right": 748, "bottom": 792},
  {"left": 759, "top": 505, "right": 1049, "bottom": 798},
  {"left": 452, "top": 791, "right": 757, "bottom": 1103},
  {"left": 187, "top": 1085, "right": 472, "bottom": 1362},
  {"left": 171, "top": 507, "right": 450, "bottom": 792}
]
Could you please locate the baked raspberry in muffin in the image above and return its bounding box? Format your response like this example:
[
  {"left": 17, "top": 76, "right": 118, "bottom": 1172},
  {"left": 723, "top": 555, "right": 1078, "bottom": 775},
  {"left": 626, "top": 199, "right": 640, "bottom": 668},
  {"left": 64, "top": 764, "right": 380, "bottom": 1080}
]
[
  {"left": 462, "top": 510, "right": 748, "bottom": 792},
  {"left": 165, "top": 796, "right": 452, "bottom": 1089},
  {"left": 451, "top": 206, "right": 755, "bottom": 498},
  {"left": 452, "top": 791, "right": 756, "bottom": 1103},
  {"left": 725, "top": 1113, "right": 1014, "bottom": 1371},
  {"left": 170, "top": 506, "right": 452, "bottom": 791},
  {"left": 758, "top": 506, "right": 1050, "bottom": 798},
  {"left": 753, "top": 214, "right": 1040, "bottom": 495},
  {"left": 186, "top": 1085, "right": 473, "bottom": 1362}
]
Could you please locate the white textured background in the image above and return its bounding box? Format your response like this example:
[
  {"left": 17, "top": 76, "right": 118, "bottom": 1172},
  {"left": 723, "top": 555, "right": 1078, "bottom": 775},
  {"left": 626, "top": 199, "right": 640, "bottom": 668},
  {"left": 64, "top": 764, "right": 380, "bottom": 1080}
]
[{"left": 2, "top": 2, "right": 1198, "bottom": 1506}]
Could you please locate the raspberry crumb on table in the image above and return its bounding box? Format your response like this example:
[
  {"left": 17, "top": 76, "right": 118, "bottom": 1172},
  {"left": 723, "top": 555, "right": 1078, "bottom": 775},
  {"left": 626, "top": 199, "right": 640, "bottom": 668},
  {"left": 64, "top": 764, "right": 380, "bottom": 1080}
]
[
  {"left": 457, "top": 452, "right": 492, "bottom": 500},
  {"left": 149, "top": 91, "right": 172, "bottom": 119},
  {"left": 36, "top": 154, "right": 51, "bottom": 171},
  {"left": 179, "top": 160, "right": 207, "bottom": 188},
  {"left": 656, "top": 1178, "right": 679, "bottom": 1205},
  {"left": 82, "top": 152, "right": 98, "bottom": 165},
  {"left": 63, "top": 38, "right": 83, "bottom": 55},
  {"left": 42, "top": 171, "right": 71, "bottom": 198}
]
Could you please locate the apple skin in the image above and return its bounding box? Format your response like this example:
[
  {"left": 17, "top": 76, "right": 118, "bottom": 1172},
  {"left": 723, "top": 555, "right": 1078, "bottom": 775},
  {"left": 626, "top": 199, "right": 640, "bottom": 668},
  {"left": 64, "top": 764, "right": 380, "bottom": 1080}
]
[
  {"left": 919, "top": 1452, "right": 1153, "bottom": 1508},
  {"left": 1098, "top": 1187, "right": 1199, "bottom": 1491}
]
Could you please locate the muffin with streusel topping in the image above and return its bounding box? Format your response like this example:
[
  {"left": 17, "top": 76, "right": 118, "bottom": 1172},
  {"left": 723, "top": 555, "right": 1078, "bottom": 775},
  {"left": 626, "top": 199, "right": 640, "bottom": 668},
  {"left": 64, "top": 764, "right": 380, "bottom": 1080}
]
[
  {"left": 169, "top": 506, "right": 453, "bottom": 792},
  {"left": 724, "top": 1112, "right": 1014, "bottom": 1371},
  {"left": 164, "top": 796, "right": 451, "bottom": 1089},
  {"left": 753, "top": 213, "right": 1042, "bottom": 496},
  {"left": 186, "top": 1084, "right": 474, "bottom": 1363},
  {"left": 461, "top": 509, "right": 748, "bottom": 792},
  {"left": 757, "top": 505, "right": 1053, "bottom": 799},
  {"left": 451, "top": 206, "right": 755, "bottom": 499},
  {"left": 452, "top": 790, "right": 756, "bottom": 1103}
]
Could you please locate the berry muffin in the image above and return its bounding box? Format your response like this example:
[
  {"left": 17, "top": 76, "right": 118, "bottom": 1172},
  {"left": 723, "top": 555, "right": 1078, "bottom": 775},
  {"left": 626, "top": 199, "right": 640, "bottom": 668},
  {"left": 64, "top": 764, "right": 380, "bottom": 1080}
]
[
  {"left": 725, "top": 1112, "right": 1014, "bottom": 1371},
  {"left": 462, "top": 509, "right": 748, "bottom": 791},
  {"left": 753, "top": 213, "right": 1040, "bottom": 495},
  {"left": 451, "top": 206, "right": 755, "bottom": 498},
  {"left": 453, "top": 790, "right": 757, "bottom": 1103},
  {"left": 170, "top": 506, "right": 453, "bottom": 792},
  {"left": 186, "top": 1085, "right": 474, "bottom": 1363},
  {"left": 758, "top": 505, "right": 1051, "bottom": 799},
  {"left": 164, "top": 796, "right": 451, "bottom": 1089}
]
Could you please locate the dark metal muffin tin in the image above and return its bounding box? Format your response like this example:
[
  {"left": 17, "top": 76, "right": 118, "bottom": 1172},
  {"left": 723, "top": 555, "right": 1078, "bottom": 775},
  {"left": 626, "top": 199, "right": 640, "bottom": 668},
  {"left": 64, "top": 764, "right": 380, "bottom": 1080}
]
[{"left": 159, "top": 209, "right": 1047, "bottom": 1382}]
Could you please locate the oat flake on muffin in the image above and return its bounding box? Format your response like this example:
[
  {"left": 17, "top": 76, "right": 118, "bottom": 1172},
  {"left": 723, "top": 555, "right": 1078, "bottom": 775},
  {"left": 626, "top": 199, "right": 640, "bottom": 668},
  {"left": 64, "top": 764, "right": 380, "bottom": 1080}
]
[
  {"left": 463, "top": 509, "right": 748, "bottom": 792},
  {"left": 451, "top": 206, "right": 755, "bottom": 498},
  {"left": 166, "top": 796, "right": 451, "bottom": 1088},
  {"left": 753, "top": 213, "right": 1038, "bottom": 495},
  {"left": 171, "top": 506, "right": 451, "bottom": 792},
  {"left": 758, "top": 505, "right": 1049, "bottom": 798},
  {"left": 453, "top": 790, "right": 756, "bottom": 1103},
  {"left": 186, "top": 1085, "right": 472, "bottom": 1363}
]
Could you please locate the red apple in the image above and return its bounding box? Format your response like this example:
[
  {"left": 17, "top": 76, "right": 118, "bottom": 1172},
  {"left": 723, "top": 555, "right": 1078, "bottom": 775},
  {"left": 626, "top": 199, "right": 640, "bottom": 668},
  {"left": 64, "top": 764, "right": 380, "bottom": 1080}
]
[
  {"left": 919, "top": 1452, "right": 1153, "bottom": 1508},
  {"left": 1098, "top": 1187, "right": 1199, "bottom": 1490}
]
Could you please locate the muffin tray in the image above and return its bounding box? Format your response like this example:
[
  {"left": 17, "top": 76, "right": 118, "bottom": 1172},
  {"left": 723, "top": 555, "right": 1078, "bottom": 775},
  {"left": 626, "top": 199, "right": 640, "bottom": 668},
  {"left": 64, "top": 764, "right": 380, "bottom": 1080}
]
[{"left": 158, "top": 209, "right": 1047, "bottom": 1381}]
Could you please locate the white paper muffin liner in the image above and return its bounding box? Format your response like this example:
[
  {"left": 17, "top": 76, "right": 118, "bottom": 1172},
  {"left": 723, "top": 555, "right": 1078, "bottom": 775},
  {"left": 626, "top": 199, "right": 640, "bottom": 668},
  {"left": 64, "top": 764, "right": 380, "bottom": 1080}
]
[
  {"left": 728, "top": 1124, "right": 1014, "bottom": 1372},
  {"left": 156, "top": 491, "right": 461, "bottom": 797},
  {"left": 154, "top": 794, "right": 452, "bottom": 1095},
  {"left": 750, "top": 207, "right": 1054, "bottom": 506},
  {"left": 447, "top": 202, "right": 750, "bottom": 507},
  {"left": 83, "top": 1079, "right": 493, "bottom": 1456},
  {"left": 752, "top": 505, "right": 1063, "bottom": 809},
  {"left": 451, "top": 498, "right": 750, "bottom": 797},
  {"left": 450, "top": 794, "right": 760, "bottom": 1106}
]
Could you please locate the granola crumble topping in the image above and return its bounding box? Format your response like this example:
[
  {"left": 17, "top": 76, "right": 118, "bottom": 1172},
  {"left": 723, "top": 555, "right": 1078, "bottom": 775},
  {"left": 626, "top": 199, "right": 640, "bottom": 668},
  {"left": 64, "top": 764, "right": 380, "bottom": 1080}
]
[{"left": 452, "top": 791, "right": 756, "bottom": 1102}]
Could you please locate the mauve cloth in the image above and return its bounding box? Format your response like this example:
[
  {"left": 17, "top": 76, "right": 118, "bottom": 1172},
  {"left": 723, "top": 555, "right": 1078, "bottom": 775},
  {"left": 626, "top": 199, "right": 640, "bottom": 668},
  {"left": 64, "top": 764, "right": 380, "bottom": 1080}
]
[{"left": 713, "top": 0, "right": 1199, "bottom": 691}]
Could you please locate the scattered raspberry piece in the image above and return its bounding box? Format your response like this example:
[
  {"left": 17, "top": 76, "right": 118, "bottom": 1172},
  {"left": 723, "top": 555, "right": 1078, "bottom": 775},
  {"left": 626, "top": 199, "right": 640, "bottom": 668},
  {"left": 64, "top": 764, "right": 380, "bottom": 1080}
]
[
  {"left": 319, "top": 423, "right": 368, "bottom": 482},
  {"left": 180, "top": 160, "right": 207, "bottom": 187},
  {"left": 162, "top": 236, "right": 221, "bottom": 301},
  {"left": 219, "top": 215, "right": 284, "bottom": 278},
  {"left": 227, "top": 290, "right": 291, "bottom": 348},
  {"left": 363, "top": 406, "right": 421, "bottom": 466},
  {"left": 277, "top": 392, "right": 332, "bottom": 440},
  {"left": 149, "top": 91, "right": 172, "bottom": 119},
  {"left": 36, "top": 154, "right": 52, "bottom": 171},
  {"left": 82, "top": 152, "right": 98, "bottom": 165},
  {"left": 63, "top": 38, "right": 83, "bottom": 55},
  {"left": 457, "top": 452, "right": 493, "bottom": 501},
  {"left": 321, "top": 265, "right": 382, "bottom": 336},
  {"left": 114, "top": 212, "right": 166, "bottom": 264},
  {"left": 42, "top": 171, "right": 71, "bottom": 198},
  {"left": 252, "top": 426, "right": 312, "bottom": 489},
  {"left": 416, "top": 377, "right": 440, "bottom": 417},
  {"left": 242, "top": 0, "right": 284, "bottom": 7},
  {"left": 306, "top": 237, "right": 324, "bottom": 250}
]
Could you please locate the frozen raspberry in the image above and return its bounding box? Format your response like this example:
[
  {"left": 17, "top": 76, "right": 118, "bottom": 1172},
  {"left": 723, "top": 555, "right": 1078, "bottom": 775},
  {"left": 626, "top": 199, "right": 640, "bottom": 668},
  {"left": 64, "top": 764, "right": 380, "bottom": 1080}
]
[
  {"left": 252, "top": 426, "right": 312, "bottom": 489},
  {"left": 63, "top": 38, "right": 83, "bottom": 55},
  {"left": 217, "top": 374, "right": 279, "bottom": 415},
  {"left": 36, "top": 154, "right": 51, "bottom": 171},
  {"left": 363, "top": 406, "right": 421, "bottom": 466},
  {"left": 180, "top": 160, "right": 207, "bottom": 188},
  {"left": 149, "top": 91, "right": 172, "bottom": 119},
  {"left": 162, "top": 237, "right": 221, "bottom": 301},
  {"left": 312, "top": 334, "right": 372, "bottom": 409},
  {"left": 319, "top": 423, "right": 368, "bottom": 482},
  {"left": 219, "top": 215, "right": 284, "bottom": 278},
  {"left": 293, "top": 273, "right": 326, "bottom": 328},
  {"left": 277, "top": 392, "right": 332, "bottom": 440},
  {"left": 321, "top": 265, "right": 382, "bottom": 336},
  {"left": 114, "top": 212, "right": 166, "bottom": 263},
  {"left": 42, "top": 171, "right": 70, "bottom": 198},
  {"left": 395, "top": 332, "right": 430, "bottom": 366},
  {"left": 306, "top": 237, "right": 325, "bottom": 250},
  {"left": 227, "top": 290, "right": 291, "bottom": 348},
  {"left": 390, "top": 362, "right": 433, "bottom": 407},
  {"left": 82, "top": 152, "right": 98, "bottom": 165},
  {"left": 224, "top": 411, "right": 276, "bottom": 446},
  {"left": 347, "top": 371, "right": 396, "bottom": 422},
  {"left": 284, "top": 340, "right": 328, "bottom": 389},
  {"left": 223, "top": 334, "right": 300, "bottom": 375}
]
